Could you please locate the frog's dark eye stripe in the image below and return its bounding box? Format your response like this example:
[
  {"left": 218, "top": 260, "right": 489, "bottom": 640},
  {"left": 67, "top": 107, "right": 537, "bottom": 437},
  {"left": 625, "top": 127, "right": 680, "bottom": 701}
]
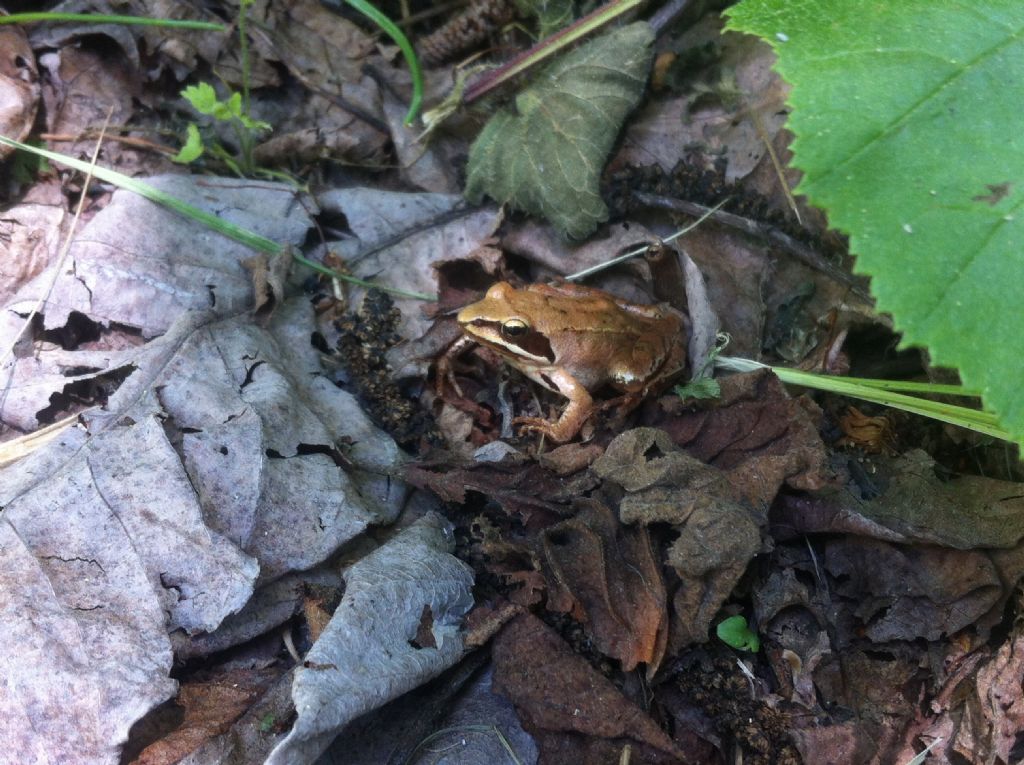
[
  {"left": 507, "top": 331, "right": 555, "bottom": 363},
  {"left": 501, "top": 319, "right": 529, "bottom": 338}
]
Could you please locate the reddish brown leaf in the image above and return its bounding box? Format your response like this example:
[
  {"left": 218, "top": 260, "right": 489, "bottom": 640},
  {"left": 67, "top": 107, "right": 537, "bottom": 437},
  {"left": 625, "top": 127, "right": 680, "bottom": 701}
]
[
  {"left": 540, "top": 499, "right": 669, "bottom": 675},
  {"left": 492, "top": 613, "right": 693, "bottom": 764},
  {"left": 404, "top": 457, "right": 594, "bottom": 523},
  {"left": 656, "top": 370, "right": 830, "bottom": 498},
  {"left": 130, "top": 668, "right": 280, "bottom": 765}
]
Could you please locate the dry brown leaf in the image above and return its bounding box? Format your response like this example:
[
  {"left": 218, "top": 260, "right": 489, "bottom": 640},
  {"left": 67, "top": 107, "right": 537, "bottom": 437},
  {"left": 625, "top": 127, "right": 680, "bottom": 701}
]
[
  {"left": 0, "top": 24, "right": 39, "bottom": 160},
  {"left": 776, "top": 449, "right": 1024, "bottom": 550},
  {"left": 493, "top": 613, "right": 692, "bottom": 764},
  {"left": 657, "top": 369, "right": 830, "bottom": 496},
  {"left": 40, "top": 44, "right": 136, "bottom": 164},
  {"left": 825, "top": 538, "right": 1002, "bottom": 643},
  {"left": 540, "top": 498, "right": 669, "bottom": 675},
  {"left": 130, "top": 668, "right": 280, "bottom": 765},
  {"left": 618, "top": 15, "right": 789, "bottom": 182}
]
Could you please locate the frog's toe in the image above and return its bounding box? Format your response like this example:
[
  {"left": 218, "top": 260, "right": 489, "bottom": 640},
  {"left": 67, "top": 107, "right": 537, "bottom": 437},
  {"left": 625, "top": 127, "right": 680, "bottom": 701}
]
[{"left": 512, "top": 416, "right": 569, "bottom": 443}]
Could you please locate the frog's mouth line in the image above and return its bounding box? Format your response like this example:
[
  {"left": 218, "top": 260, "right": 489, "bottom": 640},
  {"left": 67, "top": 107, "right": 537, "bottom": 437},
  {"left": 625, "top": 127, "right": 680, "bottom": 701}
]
[{"left": 467, "top": 320, "right": 556, "bottom": 364}]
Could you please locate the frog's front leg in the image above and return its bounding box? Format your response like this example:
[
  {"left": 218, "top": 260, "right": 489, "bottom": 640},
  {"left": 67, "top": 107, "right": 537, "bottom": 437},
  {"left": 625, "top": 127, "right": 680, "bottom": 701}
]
[
  {"left": 512, "top": 368, "right": 595, "bottom": 443},
  {"left": 435, "top": 335, "right": 476, "bottom": 398}
]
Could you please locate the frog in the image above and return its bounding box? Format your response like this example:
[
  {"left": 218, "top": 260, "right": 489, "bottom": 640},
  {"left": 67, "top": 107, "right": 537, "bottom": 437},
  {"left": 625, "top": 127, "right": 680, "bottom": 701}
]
[{"left": 438, "top": 281, "right": 688, "bottom": 442}]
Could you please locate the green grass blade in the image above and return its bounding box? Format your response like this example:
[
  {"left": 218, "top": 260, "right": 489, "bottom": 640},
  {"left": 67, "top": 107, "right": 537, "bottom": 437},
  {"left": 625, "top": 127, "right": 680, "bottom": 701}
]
[
  {"left": 0, "top": 135, "right": 434, "bottom": 301},
  {"left": 716, "top": 356, "right": 1010, "bottom": 442},
  {"left": 0, "top": 12, "right": 225, "bottom": 31},
  {"left": 343, "top": 0, "right": 423, "bottom": 125}
]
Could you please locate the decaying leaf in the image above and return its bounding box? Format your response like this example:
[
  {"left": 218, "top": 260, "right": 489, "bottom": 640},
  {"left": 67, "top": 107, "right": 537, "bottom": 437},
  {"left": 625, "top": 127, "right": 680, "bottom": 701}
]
[
  {"left": 620, "top": 15, "right": 789, "bottom": 182},
  {"left": 777, "top": 449, "right": 1024, "bottom": 550},
  {"left": 0, "top": 199, "right": 66, "bottom": 304},
  {"left": 594, "top": 427, "right": 767, "bottom": 649},
  {"left": 465, "top": 22, "right": 655, "bottom": 239},
  {"left": 129, "top": 667, "right": 280, "bottom": 765},
  {"left": 0, "top": 296, "right": 408, "bottom": 763}
]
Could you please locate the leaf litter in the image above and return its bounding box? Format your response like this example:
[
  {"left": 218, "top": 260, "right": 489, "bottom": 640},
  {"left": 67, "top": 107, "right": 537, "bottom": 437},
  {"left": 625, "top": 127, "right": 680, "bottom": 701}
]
[{"left": 2, "top": 3, "right": 1024, "bottom": 764}]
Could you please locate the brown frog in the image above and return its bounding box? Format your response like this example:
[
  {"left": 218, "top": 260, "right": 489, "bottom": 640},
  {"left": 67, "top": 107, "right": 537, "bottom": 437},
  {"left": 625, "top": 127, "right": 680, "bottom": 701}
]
[{"left": 439, "top": 281, "right": 688, "bottom": 442}]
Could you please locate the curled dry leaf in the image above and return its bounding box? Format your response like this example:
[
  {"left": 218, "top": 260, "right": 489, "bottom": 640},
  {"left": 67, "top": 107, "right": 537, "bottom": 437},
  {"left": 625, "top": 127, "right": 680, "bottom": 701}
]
[
  {"left": 265, "top": 514, "right": 474, "bottom": 765},
  {"left": 594, "top": 427, "right": 765, "bottom": 650}
]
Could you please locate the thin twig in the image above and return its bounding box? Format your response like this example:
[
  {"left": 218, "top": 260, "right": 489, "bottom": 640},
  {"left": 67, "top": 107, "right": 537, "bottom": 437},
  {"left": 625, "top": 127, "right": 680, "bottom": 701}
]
[
  {"left": 631, "top": 190, "right": 871, "bottom": 300},
  {"left": 565, "top": 197, "right": 729, "bottom": 282},
  {"left": 647, "top": 0, "right": 693, "bottom": 36},
  {"left": 752, "top": 109, "right": 801, "bottom": 224},
  {"left": 39, "top": 132, "right": 178, "bottom": 155}
]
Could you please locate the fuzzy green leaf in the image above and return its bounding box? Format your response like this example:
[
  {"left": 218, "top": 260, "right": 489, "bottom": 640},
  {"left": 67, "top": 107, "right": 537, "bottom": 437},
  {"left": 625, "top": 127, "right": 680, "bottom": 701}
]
[
  {"left": 725, "top": 0, "right": 1024, "bottom": 448},
  {"left": 465, "top": 21, "right": 654, "bottom": 239}
]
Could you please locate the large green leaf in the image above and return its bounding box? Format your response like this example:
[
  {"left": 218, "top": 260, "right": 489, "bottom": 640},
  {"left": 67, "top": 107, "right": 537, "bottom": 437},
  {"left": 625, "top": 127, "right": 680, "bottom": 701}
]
[
  {"left": 465, "top": 21, "right": 654, "bottom": 239},
  {"left": 726, "top": 1, "right": 1024, "bottom": 448}
]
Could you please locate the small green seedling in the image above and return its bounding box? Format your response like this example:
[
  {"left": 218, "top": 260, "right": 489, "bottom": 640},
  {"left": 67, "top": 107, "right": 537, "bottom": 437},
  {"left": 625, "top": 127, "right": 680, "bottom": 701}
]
[
  {"left": 716, "top": 615, "right": 760, "bottom": 652},
  {"left": 676, "top": 332, "right": 728, "bottom": 402},
  {"left": 175, "top": 82, "right": 270, "bottom": 174},
  {"left": 674, "top": 377, "right": 721, "bottom": 402}
]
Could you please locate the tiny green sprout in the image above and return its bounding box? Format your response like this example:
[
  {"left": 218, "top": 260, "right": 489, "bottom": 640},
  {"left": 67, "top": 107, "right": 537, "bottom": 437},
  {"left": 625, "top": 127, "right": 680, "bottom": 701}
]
[
  {"left": 178, "top": 82, "right": 271, "bottom": 174},
  {"left": 181, "top": 84, "right": 270, "bottom": 132},
  {"left": 674, "top": 377, "right": 721, "bottom": 401},
  {"left": 716, "top": 615, "right": 759, "bottom": 652},
  {"left": 258, "top": 713, "right": 276, "bottom": 733},
  {"left": 676, "top": 331, "right": 729, "bottom": 402}
]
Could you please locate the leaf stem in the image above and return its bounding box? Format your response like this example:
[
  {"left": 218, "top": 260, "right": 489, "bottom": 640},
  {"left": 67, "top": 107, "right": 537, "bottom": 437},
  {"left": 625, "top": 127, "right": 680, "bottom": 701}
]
[{"left": 464, "top": 0, "right": 644, "bottom": 104}]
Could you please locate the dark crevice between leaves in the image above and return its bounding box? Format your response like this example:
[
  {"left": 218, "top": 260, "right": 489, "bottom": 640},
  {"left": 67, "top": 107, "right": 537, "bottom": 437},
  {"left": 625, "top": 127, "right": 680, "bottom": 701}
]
[{"left": 35, "top": 363, "right": 136, "bottom": 425}]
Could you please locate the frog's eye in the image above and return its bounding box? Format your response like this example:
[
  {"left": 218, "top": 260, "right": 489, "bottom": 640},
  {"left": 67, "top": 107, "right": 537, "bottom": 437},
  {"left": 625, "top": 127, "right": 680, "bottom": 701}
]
[{"left": 501, "top": 319, "right": 530, "bottom": 338}]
